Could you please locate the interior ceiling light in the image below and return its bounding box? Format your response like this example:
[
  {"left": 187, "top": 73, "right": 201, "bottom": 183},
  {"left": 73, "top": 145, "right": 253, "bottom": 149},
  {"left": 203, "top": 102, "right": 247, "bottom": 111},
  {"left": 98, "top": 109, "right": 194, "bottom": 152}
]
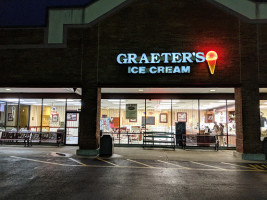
[
  {"left": 5, "top": 89, "right": 11, "bottom": 91},
  {"left": 108, "top": 100, "right": 125, "bottom": 102},
  {"left": 210, "top": 89, "right": 216, "bottom": 92},
  {"left": 138, "top": 89, "right": 144, "bottom": 92}
]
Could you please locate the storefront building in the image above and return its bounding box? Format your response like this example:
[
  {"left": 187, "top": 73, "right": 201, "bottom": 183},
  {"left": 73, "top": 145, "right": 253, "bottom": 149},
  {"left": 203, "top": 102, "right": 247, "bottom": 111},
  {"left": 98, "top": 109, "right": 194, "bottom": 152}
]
[{"left": 0, "top": 0, "right": 267, "bottom": 160}]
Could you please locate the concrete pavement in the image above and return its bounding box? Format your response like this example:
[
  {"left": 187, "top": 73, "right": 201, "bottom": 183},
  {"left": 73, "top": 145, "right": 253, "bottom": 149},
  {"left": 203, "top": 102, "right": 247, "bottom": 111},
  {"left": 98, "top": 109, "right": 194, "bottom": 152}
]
[{"left": 1, "top": 145, "right": 267, "bottom": 200}]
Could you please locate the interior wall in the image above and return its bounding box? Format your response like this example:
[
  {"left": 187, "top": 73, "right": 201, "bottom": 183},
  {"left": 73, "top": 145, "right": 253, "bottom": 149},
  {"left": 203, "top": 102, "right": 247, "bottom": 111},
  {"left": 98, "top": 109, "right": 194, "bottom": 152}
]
[
  {"left": 19, "top": 105, "right": 29, "bottom": 128},
  {"left": 6, "top": 105, "right": 18, "bottom": 127}
]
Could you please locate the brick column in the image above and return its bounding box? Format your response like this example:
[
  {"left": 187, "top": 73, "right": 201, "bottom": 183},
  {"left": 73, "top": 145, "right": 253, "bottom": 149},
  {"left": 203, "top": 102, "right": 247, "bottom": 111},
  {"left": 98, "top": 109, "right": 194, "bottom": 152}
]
[
  {"left": 77, "top": 87, "right": 101, "bottom": 156},
  {"left": 235, "top": 87, "right": 262, "bottom": 155},
  {"left": 235, "top": 21, "right": 265, "bottom": 160}
]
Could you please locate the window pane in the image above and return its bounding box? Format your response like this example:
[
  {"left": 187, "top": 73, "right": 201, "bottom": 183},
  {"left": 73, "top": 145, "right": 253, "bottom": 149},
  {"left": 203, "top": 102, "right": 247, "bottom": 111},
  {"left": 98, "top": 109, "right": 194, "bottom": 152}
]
[
  {"left": 172, "top": 99, "right": 198, "bottom": 146},
  {"left": 19, "top": 99, "right": 43, "bottom": 132},
  {"left": 146, "top": 99, "right": 171, "bottom": 132},
  {"left": 5, "top": 99, "right": 19, "bottom": 131},
  {"left": 42, "top": 99, "right": 66, "bottom": 132},
  {"left": 120, "top": 99, "right": 145, "bottom": 145},
  {"left": 67, "top": 99, "right": 81, "bottom": 111},
  {"left": 0, "top": 101, "right": 6, "bottom": 131},
  {"left": 100, "top": 99, "right": 120, "bottom": 144},
  {"left": 172, "top": 99, "right": 198, "bottom": 135},
  {"left": 227, "top": 100, "right": 236, "bottom": 147},
  {"left": 200, "top": 100, "right": 227, "bottom": 147},
  {"left": 260, "top": 100, "right": 267, "bottom": 140}
]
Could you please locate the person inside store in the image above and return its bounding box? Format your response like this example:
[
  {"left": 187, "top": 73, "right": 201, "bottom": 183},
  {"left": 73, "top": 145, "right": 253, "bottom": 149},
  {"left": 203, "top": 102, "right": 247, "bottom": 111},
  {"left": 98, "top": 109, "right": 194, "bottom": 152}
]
[
  {"left": 260, "top": 112, "right": 266, "bottom": 127},
  {"left": 219, "top": 123, "right": 225, "bottom": 146},
  {"left": 213, "top": 122, "right": 220, "bottom": 134},
  {"left": 214, "top": 122, "right": 223, "bottom": 146}
]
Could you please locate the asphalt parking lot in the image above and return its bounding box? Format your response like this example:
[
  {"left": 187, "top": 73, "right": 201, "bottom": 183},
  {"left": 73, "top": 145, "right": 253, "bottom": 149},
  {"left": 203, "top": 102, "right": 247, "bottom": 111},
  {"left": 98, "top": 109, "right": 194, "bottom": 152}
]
[{"left": 1, "top": 146, "right": 267, "bottom": 200}]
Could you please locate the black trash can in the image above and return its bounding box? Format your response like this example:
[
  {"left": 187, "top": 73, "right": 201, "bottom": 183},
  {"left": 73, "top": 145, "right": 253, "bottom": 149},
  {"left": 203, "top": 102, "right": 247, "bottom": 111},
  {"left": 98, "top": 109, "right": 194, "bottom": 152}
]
[
  {"left": 100, "top": 135, "right": 114, "bottom": 156},
  {"left": 263, "top": 137, "right": 267, "bottom": 156}
]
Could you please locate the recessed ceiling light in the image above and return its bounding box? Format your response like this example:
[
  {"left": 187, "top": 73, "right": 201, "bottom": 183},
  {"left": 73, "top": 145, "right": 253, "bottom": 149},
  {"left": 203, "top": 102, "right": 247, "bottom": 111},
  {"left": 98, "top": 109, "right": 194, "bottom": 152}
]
[
  {"left": 5, "top": 89, "right": 11, "bottom": 91},
  {"left": 108, "top": 100, "right": 125, "bottom": 102}
]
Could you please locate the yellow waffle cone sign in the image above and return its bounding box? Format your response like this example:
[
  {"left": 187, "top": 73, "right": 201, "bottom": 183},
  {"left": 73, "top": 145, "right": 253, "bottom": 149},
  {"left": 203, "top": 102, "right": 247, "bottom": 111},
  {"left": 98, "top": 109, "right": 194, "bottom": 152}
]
[{"left": 206, "top": 51, "right": 218, "bottom": 75}]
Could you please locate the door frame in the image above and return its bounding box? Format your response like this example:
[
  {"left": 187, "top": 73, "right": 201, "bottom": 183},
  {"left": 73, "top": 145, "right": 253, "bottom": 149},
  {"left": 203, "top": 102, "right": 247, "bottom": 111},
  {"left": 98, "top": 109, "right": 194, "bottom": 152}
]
[{"left": 65, "top": 110, "right": 80, "bottom": 146}]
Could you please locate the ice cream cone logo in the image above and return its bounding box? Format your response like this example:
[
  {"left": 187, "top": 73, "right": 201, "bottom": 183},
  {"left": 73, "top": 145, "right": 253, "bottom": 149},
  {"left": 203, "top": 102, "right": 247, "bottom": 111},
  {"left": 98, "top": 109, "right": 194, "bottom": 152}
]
[{"left": 206, "top": 51, "right": 218, "bottom": 75}]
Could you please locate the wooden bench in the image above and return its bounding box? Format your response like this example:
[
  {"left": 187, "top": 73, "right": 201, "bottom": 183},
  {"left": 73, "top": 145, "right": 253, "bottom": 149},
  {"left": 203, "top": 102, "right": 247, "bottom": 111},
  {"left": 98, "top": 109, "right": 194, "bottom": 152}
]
[{"left": 182, "top": 134, "right": 219, "bottom": 151}]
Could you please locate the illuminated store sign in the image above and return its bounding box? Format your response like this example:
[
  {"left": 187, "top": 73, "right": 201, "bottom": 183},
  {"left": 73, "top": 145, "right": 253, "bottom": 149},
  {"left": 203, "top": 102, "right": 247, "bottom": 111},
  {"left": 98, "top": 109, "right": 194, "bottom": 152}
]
[
  {"left": 117, "top": 52, "right": 216, "bottom": 74},
  {"left": 206, "top": 51, "right": 218, "bottom": 75}
]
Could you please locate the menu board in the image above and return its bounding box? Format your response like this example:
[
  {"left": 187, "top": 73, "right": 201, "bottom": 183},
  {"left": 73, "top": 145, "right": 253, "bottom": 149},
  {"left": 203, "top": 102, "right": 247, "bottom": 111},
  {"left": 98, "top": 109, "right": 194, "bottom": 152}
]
[{"left": 126, "top": 104, "right": 137, "bottom": 119}]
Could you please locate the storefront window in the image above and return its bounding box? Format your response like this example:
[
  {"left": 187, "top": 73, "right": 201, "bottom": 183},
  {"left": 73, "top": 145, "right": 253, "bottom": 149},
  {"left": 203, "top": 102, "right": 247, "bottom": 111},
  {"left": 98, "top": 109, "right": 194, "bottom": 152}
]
[
  {"left": 145, "top": 99, "right": 171, "bottom": 132},
  {"left": 42, "top": 99, "right": 66, "bottom": 132},
  {"left": 18, "top": 99, "right": 42, "bottom": 132},
  {"left": 0, "top": 101, "right": 6, "bottom": 131},
  {"left": 227, "top": 100, "right": 236, "bottom": 147},
  {"left": 172, "top": 100, "right": 198, "bottom": 135},
  {"left": 100, "top": 98, "right": 236, "bottom": 148},
  {"left": 200, "top": 100, "right": 227, "bottom": 147},
  {"left": 120, "top": 99, "right": 145, "bottom": 144},
  {"left": 67, "top": 99, "right": 81, "bottom": 111},
  {"left": 260, "top": 100, "right": 267, "bottom": 140},
  {"left": 100, "top": 99, "right": 121, "bottom": 144},
  {"left": 5, "top": 99, "right": 19, "bottom": 131}
]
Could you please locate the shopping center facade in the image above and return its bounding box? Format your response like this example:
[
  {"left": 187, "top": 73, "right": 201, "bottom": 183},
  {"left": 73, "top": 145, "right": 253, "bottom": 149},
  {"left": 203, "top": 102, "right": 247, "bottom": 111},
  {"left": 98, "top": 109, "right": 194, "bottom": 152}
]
[{"left": 0, "top": 0, "right": 267, "bottom": 160}]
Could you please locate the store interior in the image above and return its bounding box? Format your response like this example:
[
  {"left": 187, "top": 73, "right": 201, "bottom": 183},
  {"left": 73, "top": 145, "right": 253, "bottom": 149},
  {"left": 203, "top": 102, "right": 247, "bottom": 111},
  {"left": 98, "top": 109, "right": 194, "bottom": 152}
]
[
  {"left": 0, "top": 98, "right": 81, "bottom": 145},
  {"left": 100, "top": 99, "right": 236, "bottom": 147}
]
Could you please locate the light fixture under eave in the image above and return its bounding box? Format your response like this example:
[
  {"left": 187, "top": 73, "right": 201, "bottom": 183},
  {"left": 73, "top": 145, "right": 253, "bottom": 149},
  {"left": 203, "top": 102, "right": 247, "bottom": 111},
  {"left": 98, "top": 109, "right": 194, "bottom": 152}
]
[
  {"left": 210, "top": 89, "right": 216, "bottom": 92},
  {"left": 5, "top": 89, "right": 11, "bottom": 91},
  {"left": 138, "top": 89, "right": 144, "bottom": 92}
]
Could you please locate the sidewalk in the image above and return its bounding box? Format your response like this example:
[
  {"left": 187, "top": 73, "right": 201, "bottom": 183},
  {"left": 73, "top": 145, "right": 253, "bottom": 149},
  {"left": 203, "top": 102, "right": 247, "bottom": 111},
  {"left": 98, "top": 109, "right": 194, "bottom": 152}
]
[
  {"left": 112, "top": 147, "right": 253, "bottom": 163},
  {"left": 1, "top": 145, "right": 265, "bottom": 163}
]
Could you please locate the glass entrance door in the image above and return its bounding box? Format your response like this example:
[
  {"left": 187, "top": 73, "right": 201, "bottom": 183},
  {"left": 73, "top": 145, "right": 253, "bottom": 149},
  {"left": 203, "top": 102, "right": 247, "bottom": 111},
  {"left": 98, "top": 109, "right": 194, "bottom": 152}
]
[{"left": 66, "top": 112, "right": 80, "bottom": 145}]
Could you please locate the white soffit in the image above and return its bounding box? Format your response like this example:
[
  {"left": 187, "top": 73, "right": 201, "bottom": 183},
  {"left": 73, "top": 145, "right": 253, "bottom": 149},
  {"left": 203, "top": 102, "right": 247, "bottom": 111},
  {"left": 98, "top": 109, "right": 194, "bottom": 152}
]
[
  {"left": 101, "top": 88, "right": 235, "bottom": 94},
  {"left": 0, "top": 88, "right": 81, "bottom": 95}
]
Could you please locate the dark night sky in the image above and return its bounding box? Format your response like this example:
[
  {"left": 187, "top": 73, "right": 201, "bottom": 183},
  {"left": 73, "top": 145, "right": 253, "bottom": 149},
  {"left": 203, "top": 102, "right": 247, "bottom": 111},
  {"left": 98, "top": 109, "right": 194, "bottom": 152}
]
[{"left": 0, "top": 0, "right": 95, "bottom": 27}]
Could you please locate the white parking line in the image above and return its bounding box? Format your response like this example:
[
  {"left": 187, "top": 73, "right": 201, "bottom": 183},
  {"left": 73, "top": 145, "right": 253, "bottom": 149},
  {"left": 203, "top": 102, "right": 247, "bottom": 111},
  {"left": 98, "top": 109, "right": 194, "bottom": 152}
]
[
  {"left": 157, "top": 160, "right": 189, "bottom": 169},
  {"left": 191, "top": 161, "right": 226, "bottom": 170},
  {"left": 97, "top": 157, "right": 118, "bottom": 166},
  {"left": 127, "top": 159, "right": 154, "bottom": 168},
  {"left": 11, "top": 156, "right": 81, "bottom": 167},
  {"left": 69, "top": 158, "right": 87, "bottom": 166}
]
